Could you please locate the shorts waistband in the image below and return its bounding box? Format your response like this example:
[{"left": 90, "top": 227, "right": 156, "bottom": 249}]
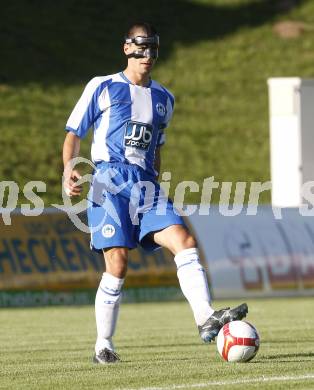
[
  {"left": 94, "top": 161, "right": 156, "bottom": 179},
  {"left": 94, "top": 160, "right": 145, "bottom": 172}
]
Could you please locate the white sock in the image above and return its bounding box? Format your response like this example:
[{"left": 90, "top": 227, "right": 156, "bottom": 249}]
[
  {"left": 174, "top": 248, "right": 214, "bottom": 326},
  {"left": 95, "top": 272, "right": 124, "bottom": 354}
]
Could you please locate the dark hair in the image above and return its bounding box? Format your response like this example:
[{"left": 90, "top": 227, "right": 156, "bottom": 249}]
[{"left": 125, "top": 21, "right": 157, "bottom": 39}]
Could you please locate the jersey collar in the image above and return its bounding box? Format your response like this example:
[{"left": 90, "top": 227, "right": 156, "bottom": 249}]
[{"left": 120, "top": 72, "right": 152, "bottom": 88}]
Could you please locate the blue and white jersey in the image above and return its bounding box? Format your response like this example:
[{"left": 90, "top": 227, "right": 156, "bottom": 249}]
[{"left": 65, "top": 72, "right": 174, "bottom": 176}]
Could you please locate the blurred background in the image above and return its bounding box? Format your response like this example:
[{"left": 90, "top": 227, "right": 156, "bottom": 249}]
[{"left": 1, "top": 0, "right": 314, "bottom": 205}]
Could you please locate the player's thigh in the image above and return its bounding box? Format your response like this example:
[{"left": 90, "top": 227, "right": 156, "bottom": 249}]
[{"left": 151, "top": 224, "right": 197, "bottom": 255}]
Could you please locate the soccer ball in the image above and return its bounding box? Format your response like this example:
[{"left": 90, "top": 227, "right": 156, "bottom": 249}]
[{"left": 216, "top": 321, "right": 260, "bottom": 362}]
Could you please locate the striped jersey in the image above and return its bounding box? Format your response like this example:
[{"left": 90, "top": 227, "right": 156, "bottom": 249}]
[{"left": 65, "top": 72, "right": 174, "bottom": 176}]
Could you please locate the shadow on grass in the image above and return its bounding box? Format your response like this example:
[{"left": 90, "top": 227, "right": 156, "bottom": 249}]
[
  {"left": 0, "top": 0, "right": 304, "bottom": 85},
  {"left": 121, "top": 356, "right": 197, "bottom": 364},
  {"left": 264, "top": 352, "right": 314, "bottom": 360},
  {"left": 262, "top": 338, "right": 314, "bottom": 344},
  {"left": 119, "top": 342, "right": 203, "bottom": 349},
  {"left": 251, "top": 351, "right": 314, "bottom": 363}
]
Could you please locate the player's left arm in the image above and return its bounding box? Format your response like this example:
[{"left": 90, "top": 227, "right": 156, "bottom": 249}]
[
  {"left": 154, "top": 91, "right": 173, "bottom": 180},
  {"left": 154, "top": 146, "right": 161, "bottom": 180},
  {"left": 154, "top": 146, "right": 161, "bottom": 181}
]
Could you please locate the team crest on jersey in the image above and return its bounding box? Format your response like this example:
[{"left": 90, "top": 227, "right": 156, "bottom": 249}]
[
  {"left": 102, "top": 224, "right": 115, "bottom": 238},
  {"left": 156, "top": 102, "right": 166, "bottom": 117},
  {"left": 124, "top": 121, "right": 153, "bottom": 150}
]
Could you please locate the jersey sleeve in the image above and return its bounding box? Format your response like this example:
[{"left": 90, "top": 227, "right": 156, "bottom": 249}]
[
  {"left": 157, "top": 92, "right": 175, "bottom": 147},
  {"left": 65, "top": 77, "right": 105, "bottom": 138}
]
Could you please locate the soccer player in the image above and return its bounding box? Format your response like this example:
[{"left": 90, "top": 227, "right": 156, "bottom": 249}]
[{"left": 62, "top": 22, "right": 248, "bottom": 364}]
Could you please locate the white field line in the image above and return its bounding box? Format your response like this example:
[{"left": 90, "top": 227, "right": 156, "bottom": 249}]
[{"left": 117, "top": 374, "right": 314, "bottom": 390}]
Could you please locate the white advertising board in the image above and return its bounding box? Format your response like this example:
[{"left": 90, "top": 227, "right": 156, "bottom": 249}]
[{"left": 188, "top": 206, "right": 314, "bottom": 299}]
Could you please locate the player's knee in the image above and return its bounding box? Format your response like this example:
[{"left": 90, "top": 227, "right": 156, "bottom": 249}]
[
  {"left": 172, "top": 230, "right": 198, "bottom": 254},
  {"left": 103, "top": 248, "right": 128, "bottom": 278},
  {"left": 111, "top": 261, "right": 128, "bottom": 278},
  {"left": 181, "top": 233, "right": 197, "bottom": 250}
]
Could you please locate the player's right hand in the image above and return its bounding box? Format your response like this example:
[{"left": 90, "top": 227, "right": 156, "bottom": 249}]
[{"left": 63, "top": 169, "right": 83, "bottom": 197}]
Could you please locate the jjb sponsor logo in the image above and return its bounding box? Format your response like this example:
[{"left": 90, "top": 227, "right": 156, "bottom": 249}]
[{"left": 124, "top": 121, "right": 153, "bottom": 150}]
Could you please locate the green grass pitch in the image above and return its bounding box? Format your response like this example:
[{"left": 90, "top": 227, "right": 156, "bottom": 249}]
[{"left": 1, "top": 297, "right": 314, "bottom": 389}]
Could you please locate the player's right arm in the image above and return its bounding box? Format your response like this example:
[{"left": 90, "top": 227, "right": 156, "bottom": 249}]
[
  {"left": 62, "top": 77, "right": 106, "bottom": 196},
  {"left": 62, "top": 132, "right": 82, "bottom": 196}
]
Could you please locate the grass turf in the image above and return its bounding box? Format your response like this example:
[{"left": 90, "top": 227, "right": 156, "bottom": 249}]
[{"left": 0, "top": 297, "right": 314, "bottom": 389}]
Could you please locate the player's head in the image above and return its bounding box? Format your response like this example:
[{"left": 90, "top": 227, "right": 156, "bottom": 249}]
[{"left": 123, "top": 22, "right": 159, "bottom": 74}]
